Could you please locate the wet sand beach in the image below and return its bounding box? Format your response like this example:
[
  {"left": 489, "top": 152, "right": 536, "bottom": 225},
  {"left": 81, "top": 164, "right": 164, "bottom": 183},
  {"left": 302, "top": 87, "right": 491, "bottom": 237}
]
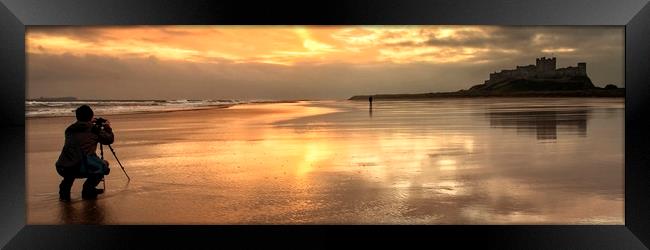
[{"left": 27, "top": 98, "right": 624, "bottom": 224}]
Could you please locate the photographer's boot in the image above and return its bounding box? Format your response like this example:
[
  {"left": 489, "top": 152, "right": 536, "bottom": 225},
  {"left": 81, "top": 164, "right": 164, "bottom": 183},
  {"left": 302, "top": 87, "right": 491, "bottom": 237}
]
[
  {"left": 82, "top": 174, "right": 102, "bottom": 199},
  {"left": 59, "top": 193, "right": 71, "bottom": 202},
  {"left": 81, "top": 189, "right": 98, "bottom": 200},
  {"left": 59, "top": 177, "right": 73, "bottom": 202}
]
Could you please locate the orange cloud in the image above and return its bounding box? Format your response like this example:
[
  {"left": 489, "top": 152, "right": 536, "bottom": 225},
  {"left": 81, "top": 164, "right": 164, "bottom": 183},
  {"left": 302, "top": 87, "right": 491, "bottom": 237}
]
[{"left": 27, "top": 26, "right": 618, "bottom": 66}]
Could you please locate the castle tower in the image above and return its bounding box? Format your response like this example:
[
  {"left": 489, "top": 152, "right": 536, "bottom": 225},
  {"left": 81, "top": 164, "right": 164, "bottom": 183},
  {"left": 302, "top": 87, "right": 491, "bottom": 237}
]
[
  {"left": 550, "top": 57, "right": 557, "bottom": 70},
  {"left": 535, "top": 57, "right": 557, "bottom": 72},
  {"left": 577, "top": 62, "right": 587, "bottom": 76}
]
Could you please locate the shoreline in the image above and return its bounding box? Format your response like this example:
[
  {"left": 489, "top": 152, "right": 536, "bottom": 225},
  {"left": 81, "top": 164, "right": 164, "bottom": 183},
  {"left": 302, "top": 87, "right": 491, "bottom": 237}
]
[
  {"left": 349, "top": 91, "right": 625, "bottom": 100},
  {"left": 27, "top": 96, "right": 625, "bottom": 119},
  {"left": 25, "top": 100, "right": 305, "bottom": 119},
  {"left": 26, "top": 104, "right": 236, "bottom": 119},
  {"left": 349, "top": 95, "right": 626, "bottom": 101}
]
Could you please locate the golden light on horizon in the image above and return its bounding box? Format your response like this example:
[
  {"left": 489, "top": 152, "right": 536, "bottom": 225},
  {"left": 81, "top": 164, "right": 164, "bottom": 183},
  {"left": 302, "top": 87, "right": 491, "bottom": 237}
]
[{"left": 541, "top": 47, "right": 577, "bottom": 53}]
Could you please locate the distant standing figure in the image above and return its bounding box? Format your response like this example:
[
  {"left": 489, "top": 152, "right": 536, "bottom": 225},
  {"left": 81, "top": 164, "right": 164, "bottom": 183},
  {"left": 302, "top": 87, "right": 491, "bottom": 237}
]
[{"left": 369, "top": 96, "right": 373, "bottom": 109}]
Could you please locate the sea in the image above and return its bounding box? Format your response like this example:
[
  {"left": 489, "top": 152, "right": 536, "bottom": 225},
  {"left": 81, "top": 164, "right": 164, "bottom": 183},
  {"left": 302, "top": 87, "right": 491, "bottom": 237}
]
[{"left": 26, "top": 99, "right": 249, "bottom": 117}]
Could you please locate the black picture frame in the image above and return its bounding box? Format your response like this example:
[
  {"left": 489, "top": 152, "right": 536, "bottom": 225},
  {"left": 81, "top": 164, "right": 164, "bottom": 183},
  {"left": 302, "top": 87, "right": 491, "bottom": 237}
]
[{"left": 1, "top": 0, "right": 649, "bottom": 248}]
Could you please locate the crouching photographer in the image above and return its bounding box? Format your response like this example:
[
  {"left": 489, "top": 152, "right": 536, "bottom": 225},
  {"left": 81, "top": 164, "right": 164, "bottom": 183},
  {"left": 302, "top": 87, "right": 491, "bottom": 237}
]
[{"left": 55, "top": 105, "right": 114, "bottom": 201}]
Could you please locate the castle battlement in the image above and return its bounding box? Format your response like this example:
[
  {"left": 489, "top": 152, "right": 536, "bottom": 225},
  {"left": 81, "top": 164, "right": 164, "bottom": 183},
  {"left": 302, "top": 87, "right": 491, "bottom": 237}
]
[{"left": 485, "top": 57, "right": 587, "bottom": 85}]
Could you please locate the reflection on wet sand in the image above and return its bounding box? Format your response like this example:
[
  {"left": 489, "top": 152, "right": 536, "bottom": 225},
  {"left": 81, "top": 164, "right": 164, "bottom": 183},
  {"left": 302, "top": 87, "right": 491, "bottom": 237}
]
[
  {"left": 27, "top": 98, "right": 624, "bottom": 224},
  {"left": 488, "top": 109, "right": 589, "bottom": 140},
  {"left": 60, "top": 200, "right": 106, "bottom": 224}
]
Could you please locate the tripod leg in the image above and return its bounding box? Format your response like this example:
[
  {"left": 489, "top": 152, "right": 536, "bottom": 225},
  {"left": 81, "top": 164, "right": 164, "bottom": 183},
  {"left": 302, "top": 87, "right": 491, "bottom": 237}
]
[{"left": 108, "top": 145, "right": 131, "bottom": 181}]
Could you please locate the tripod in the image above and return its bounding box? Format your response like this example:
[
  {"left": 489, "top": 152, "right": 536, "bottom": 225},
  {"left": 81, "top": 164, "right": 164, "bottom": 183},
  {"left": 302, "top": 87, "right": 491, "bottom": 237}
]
[{"left": 100, "top": 143, "right": 131, "bottom": 191}]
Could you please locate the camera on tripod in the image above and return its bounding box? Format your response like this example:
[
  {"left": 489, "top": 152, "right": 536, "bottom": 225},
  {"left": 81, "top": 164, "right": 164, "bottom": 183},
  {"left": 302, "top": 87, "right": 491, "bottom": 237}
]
[
  {"left": 94, "top": 117, "right": 108, "bottom": 128},
  {"left": 91, "top": 117, "right": 109, "bottom": 134}
]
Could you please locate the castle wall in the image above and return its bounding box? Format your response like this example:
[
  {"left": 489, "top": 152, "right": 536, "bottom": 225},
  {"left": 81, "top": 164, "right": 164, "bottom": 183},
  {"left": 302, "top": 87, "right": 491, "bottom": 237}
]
[{"left": 486, "top": 58, "right": 587, "bottom": 84}]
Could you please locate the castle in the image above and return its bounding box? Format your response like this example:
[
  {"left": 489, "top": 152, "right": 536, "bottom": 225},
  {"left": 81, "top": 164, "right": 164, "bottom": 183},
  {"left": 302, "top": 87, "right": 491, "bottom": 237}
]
[{"left": 485, "top": 57, "right": 587, "bottom": 85}]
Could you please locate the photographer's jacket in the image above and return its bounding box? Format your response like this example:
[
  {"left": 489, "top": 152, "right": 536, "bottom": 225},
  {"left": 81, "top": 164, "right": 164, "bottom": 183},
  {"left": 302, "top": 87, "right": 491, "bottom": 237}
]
[{"left": 55, "top": 121, "right": 114, "bottom": 171}]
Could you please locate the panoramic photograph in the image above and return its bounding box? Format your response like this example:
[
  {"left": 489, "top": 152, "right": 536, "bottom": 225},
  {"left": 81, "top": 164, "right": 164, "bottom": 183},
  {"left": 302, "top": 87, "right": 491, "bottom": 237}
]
[{"left": 26, "top": 26, "right": 624, "bottom": 224}]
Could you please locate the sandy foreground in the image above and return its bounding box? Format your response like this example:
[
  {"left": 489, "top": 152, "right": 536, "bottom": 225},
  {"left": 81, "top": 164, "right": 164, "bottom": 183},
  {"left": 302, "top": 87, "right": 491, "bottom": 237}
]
[{"left": 27, "top": 99, "right": 624, "bottom": 224}]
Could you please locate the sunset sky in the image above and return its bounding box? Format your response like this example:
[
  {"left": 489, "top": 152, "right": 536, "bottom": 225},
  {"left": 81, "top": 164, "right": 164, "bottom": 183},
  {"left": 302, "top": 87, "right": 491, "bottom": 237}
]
[{"left": 27, "top": 26, "right": 624, "bottom": 100}]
